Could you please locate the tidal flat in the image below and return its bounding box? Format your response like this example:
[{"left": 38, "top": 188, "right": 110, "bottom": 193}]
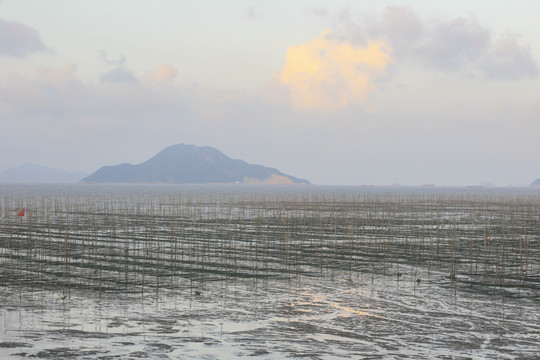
[{"left": 1, "top": 184, "right": 539, "bottom": 359}]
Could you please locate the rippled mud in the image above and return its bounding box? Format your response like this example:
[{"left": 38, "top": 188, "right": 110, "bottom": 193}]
[{"left": 2, "top": 267, "right": 539, "bottom": 359}]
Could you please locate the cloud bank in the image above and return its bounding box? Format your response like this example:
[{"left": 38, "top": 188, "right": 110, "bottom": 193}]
[
  {"left": 0, "top": 18, "right": 47, "bottom": 57},
  {"left": 100, "top": 67, "right": 138, "bottom": 83},
  {"left": 0, "top": 63, "right": 185, "bottom": 134},
  {"left": 337, "top": 6, "right": 538, "bottom": 80}
]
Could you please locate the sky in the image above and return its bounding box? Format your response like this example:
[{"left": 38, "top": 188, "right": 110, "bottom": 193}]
[{"left": 1, "top": 0, "right": 539, "bottom": 186}]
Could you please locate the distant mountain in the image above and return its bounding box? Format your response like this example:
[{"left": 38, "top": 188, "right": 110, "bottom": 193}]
[
  {"left": 82, "top": 144, "right": 310, "bottom": 184},
  {"left": 0, "top": 164, "right": 88, "bottom": 183},
  {"left": 531, "top": 178, "right": 540, "bottom": 186}
]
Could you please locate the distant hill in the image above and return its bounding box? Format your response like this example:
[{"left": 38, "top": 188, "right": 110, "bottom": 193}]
[
  {"left": 531, "top": 178, "right": 540, "bottom": 186},
  {"left": 0, "top": 164, "right": 88, "bottom": 183},
  {"left": 82, "top": 144, "right": 310, "bottom": 184}
]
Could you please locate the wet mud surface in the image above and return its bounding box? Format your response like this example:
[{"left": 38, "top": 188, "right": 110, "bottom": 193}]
[{"left": 2, "top": 267, "right": 539, "bottom": 359}]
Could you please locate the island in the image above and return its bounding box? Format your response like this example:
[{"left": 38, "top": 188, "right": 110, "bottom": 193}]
[{"left": 81, "top": 143, "right": 310, "bottom": 185}]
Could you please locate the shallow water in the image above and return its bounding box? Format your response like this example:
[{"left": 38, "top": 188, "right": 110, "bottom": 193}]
[{"left": 1, "top": 184, "right": 539, "bottom": 358}]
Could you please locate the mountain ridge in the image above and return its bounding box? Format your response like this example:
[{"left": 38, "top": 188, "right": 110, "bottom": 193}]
[{"left": 0, "top": 164, "right": 88, "bottom": 183}]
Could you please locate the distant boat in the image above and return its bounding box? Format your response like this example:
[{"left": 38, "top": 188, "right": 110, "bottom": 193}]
[{"left": 17, "top": 208, "right": 25, "bottom": 217}]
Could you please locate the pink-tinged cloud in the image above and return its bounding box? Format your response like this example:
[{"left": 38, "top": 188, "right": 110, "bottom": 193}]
[
  {"left": 0, "top": 18, "right": 47, "bottom": 57},
  {"left": 279, "top": 30, "right": 392, "bottom": 111},
  {"left": 153, "top": 64, "right": 177, "bottom": 83},
  {"left": 36, "top": 62, "right": 77, "bottom": 80}
]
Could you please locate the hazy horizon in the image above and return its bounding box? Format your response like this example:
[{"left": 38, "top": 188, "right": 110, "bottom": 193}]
[{"left": 1, "top": 1, "right": 539, "bottom": 186}]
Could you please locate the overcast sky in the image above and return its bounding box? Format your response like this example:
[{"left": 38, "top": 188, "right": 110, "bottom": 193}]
[{"left": 1, "top": 0, "right": 539, "bottom": 186}]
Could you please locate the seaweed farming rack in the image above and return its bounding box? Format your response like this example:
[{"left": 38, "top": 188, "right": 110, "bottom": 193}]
[{"left": 1, "top": 188, "right": 539, "bottom": 298}]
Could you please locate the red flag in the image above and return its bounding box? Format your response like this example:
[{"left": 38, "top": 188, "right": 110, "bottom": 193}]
[{"left": 17, "top": 208, "right": 25, "bottom": 217}]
